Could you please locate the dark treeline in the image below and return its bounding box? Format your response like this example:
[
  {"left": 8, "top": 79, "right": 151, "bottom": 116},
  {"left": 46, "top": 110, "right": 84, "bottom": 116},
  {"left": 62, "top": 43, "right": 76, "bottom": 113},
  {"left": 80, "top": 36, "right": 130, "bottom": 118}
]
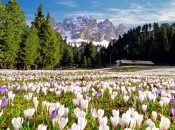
[
  {"left": 1, "top": 0, "right": 175, "bottom": 70},
  {"left": 109, "top": 23, "right": 175, "bottom": 64}
]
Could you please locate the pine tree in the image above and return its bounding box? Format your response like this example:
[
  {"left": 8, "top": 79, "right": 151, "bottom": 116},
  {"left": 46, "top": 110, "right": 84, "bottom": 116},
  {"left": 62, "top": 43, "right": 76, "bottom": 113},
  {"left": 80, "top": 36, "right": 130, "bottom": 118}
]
[
  {"left": 61, "top": 46, "right": 74, "bottom": 67},
  {"left": 23, "top": 26, "right": 39, "bottom": 69},
  {"left": 84, "top": 41, "right": 97, "bottom": 65},
  {"left": 32, "top": 5, "right": 60, "bottom": 69},
  {"left": 0, "top": 0, "right": 25, "bottom": 68},
  {"left": 0, "top": 1, "right": 5, "bottom": 68}
]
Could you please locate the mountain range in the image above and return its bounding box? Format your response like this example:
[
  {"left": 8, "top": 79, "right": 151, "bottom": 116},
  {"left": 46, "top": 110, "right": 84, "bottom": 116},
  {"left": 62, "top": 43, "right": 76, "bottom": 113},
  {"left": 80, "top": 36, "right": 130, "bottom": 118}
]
[{"left": 51, "top": 15, "right": 128, "bottom": 47}]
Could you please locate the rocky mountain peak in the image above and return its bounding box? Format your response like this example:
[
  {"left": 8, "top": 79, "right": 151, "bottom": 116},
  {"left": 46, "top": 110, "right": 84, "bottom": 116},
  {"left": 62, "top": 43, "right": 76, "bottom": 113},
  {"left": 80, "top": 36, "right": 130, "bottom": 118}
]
[
  {"left": 116, "top": 23, "right": 128, "bottom": 37},
  {"left": 51, "top": 16, "right": 127, "bottom": 46}
]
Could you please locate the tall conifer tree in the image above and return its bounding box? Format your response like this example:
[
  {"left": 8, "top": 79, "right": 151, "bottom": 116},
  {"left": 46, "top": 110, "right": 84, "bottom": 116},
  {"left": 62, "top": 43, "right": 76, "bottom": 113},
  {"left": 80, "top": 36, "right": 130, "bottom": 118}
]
[{"left": 0, "top": 0, "right": 25, "bottom": 68}]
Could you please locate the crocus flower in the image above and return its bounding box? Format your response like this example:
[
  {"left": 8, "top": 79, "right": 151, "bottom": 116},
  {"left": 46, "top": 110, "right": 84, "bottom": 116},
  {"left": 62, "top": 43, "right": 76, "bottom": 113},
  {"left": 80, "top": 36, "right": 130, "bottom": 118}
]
[
  {"left": 24, "top": 108, "right": 35, "bottom": 119},
  {"left": 142, "top": 104, "right": 147, "bottom": 115},
  {"left": 78, "top": 117, "right": 87, "bottom": 130},
  {"left": 152, "top": 111, "right": 157, "bottom": 122},
  {"left": 0, "top": 87, "right": 6, "bottom": 94},
  {"left": 171, "top": 108, "right": 175, "bottom": 118},
  {"left": 11, "top": 117, "right": 24, "bottom": 130},
  {"left": 95, "top": 92, "right": 99, "bottom": 100},
  {"left": 91, "top": 107, "right": 98, "bottom": 118},
  {"left": 37, "top": 124, "right": 47, "bottom": 130},
  {"left": 112, "top": 109, "right": 119, "bottom": 117},
  {"left": 50, "top": 110, "right": 56, "bottom": 121},
  {"left": 159, "top": 116, "right": 170, "bottom": 130},
  {"left": 1, "top": 98, "right": 8, "bottom": 109},
  {"left": 98, "top": 116, "right": 108, "bottom": 126},
  {"left": 170, "top": 95, "right": 174, "bottom": 104},
  {"left": 135, "top": 113, "right": 143, "bottom": 129},
  {"left": 110, "top": 116, "right": 119, "bottom": 130},
  {"left": 120, "top": 113, "right": 131, "bottom": 129},
  {"left": 70, "top": 123, "right": 81, "bottom": 130},
  {"left": 58, "top": 117, "right": 68, "bottom": 130}
]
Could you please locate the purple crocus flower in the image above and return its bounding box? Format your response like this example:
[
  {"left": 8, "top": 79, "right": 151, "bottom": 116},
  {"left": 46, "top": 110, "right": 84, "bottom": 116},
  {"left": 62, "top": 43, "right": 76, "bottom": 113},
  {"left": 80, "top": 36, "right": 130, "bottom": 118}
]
[
  {"left": 1, "top": 98, "right": 8, "bottom": 109},
  {"left": 171, "top": 108, "right": 175, "bottom": 118},
  {"left": 91, "top": 107, "right": 96, "bottom": 113},
  {"left": 0, "top": 87, "right": 6, "bottom": 94},
  {"left": 156, "top": 89, "right": 161, "bottom": 95},
  {"left": 50, "top": 110, "right": 56, "bottom": 121},
  {"left": 95, "top": 92, "right": 99, "bottom": 100},
  {"left": 8, "top": 87, "right": 12, "bottom": 91},
  {"left": 57, "top": 81, "right": 62, "bottom": 85},
  {"left": 135, "top": 86, "right": 142, "bottom": 91},
  {"left": 170, "top": 95, "right": 174, "bottom": 104},
  {"left": 19, "top": 87, "right": 23, "bottom": 93}
]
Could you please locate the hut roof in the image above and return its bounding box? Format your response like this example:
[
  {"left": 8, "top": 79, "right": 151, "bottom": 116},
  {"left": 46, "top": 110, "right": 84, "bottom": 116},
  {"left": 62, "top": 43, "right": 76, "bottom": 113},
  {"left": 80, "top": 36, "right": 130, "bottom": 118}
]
[{"left": 120, "top": 60, "right": 154, "bottom": 65}]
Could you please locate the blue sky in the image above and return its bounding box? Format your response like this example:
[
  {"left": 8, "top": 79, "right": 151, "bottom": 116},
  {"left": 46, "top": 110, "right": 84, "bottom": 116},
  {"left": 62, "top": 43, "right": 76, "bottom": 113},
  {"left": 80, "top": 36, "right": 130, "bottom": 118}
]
[{"left": 2, "top": 0, "right": 175, "bottom": 29}]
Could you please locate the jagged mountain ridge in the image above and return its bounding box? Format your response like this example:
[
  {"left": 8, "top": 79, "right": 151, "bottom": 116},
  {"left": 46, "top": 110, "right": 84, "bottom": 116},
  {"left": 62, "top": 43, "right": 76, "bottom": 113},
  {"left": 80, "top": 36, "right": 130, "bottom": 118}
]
[{"left": 51, "top": 16, "right": 127, "bottom": 46}]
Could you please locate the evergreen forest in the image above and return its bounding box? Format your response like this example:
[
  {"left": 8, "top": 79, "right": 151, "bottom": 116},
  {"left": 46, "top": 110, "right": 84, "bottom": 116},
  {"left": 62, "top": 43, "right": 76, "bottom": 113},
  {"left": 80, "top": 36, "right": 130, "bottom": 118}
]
[{"left": 0, "top": 0, "right": 175, "bottom": 69}]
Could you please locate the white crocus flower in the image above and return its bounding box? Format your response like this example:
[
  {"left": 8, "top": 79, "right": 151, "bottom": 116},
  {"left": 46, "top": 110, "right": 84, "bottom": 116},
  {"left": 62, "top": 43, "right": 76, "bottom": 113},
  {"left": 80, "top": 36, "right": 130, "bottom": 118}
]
[
  {"left": 80, "top": 99, "right": 88, "bottom": 110},
  {"left": 24, "top": 108, "right": 35, "bottom": 119},
  {"left": 52, "top": 117, "right": 59, "bottom": 127},
  {"left": 70, "top": 123, "right": 81, "bottom": 130},
  {"left": 159, "top": 100, "right": 164, "bottom": 108},
  {"left": 124, "top": 128, "right": 131, "bottom": 130},
  {"left": 58, "top": 107, "right": 65, "bottom": 117},
  {"left": 8, "top": 91, "right": 15, "bottom": 103},
  {"left": 63, "top": 107, "right": 69, "bottom": 117},
  {"left": 99, "top": 125, "right": 109, "bottom": 130},
  {"left": 129, "top": 118, "right": 136, "bottom": 129},
  {"left": 37, "top": 124, "right": 47, "bottom": 130},
  {"left": 152, "top": 111, "right": 157, "bottom": 122},
  {"left": 120, "top": 113, "right": 131, "bottom": 129},
  {"left": 78, "top": 117, "right": 87, "bottom": 130},
  {"left": 136, "top": 114, "right": 143, "bottom": 129},
  {"left": 72, "top": 99, "right": 79, "bottom": 107},
  {"left": 24, "top": 94, "right": 29, "bottom": 103},
  {"left": 99, "top": 116, "right": 108, "bottom": 126},
  {"left": 33, "top": 97, "right": 39, "bottom": 112},
  {"left": 74, "top": 108, "right": 86, "bottom": 119},
  {"left": 11, "top": 117, "right": 24, "bottom": 130},
  {"left": 112, "top": 109, "right": 119, "bottom": 117},
  {"left": 145, "top": 119, "right": 156, "bottom": 128},
  {"left": 58, "top": 117, "right": 68, "bottom": 130},
  {"left": 159, "top": 116, "right": 170, "bottom": 130},
  {"left": 110, "top": 116, "right": 119, "bottom": 129},
  {"left": 142, "top": 104, "right": 147, "bottom": 114},
  {"left": 97, "top": 109, "right": 104, "bottom": 118},
  {"left": 28, "top": 92, "right": 33, "bottom": 100},
  {"left": 54, "top": 102, "right": 60, "bottom": 110},
  {"left": 123, "top": 95, "right": 129, "bottom": 103}
]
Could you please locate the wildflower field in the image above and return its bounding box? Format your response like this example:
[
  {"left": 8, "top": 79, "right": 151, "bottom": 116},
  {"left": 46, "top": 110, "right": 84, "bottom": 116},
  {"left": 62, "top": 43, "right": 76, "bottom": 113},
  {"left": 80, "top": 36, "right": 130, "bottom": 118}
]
[{"left": 0, "top": 67, "right": 175, "bottom": 130}]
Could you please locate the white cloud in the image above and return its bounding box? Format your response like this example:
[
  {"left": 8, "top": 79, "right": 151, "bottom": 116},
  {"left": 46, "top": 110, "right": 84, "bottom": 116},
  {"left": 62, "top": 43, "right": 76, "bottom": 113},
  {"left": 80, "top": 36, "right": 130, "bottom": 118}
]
[
  {"left": 56, "top": 0, "right": 78, "bottom": 7},
  {"left": 90, "top": 0, "right": 101, "bottom": 7},
  {"left": 31, "top": 0, "right": 175, "bottom": 29},
  {"left": 106, "top": 0, "right": 175, "bottom": 28}
]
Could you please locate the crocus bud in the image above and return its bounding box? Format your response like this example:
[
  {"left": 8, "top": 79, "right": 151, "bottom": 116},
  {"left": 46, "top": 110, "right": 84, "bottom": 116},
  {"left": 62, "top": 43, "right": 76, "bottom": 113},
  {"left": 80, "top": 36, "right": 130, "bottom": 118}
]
[
  {"left": 152, "top": 111, "right": 157, "bottom": 122},
  {"left": 50, "top": 110, "right": 56, "bottom": 121},
  {"left": 171, "top": 108, "right": 175, "bottom": 118},
  {"left": 142, "top": 104, "right": 147, "bottom": 114}
]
